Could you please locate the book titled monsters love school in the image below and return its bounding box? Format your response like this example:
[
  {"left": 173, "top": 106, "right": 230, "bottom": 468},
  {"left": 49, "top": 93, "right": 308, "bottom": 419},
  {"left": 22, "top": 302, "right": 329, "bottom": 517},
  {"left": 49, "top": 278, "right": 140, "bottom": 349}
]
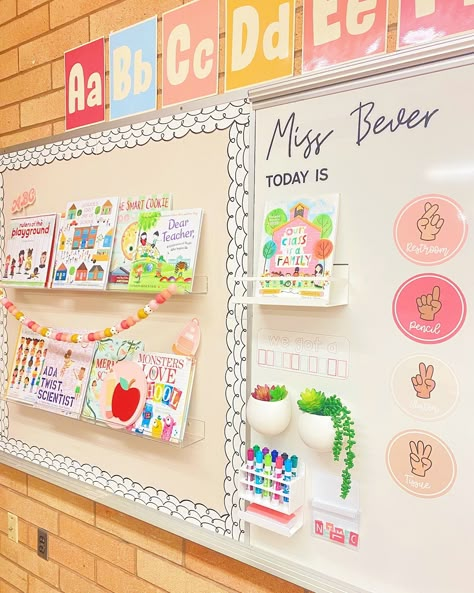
[
  {"left": 52, "top": 197, "right": 119, "bottom": 290},
  {"left": 108, "top": 193, "right": 172, "bottom": 289},
  {"left": 128, "top": 209, "right": 203, "bottom": 294},
  {"left": 132, "top": 352, "right": 195, "bottom": 444},
  {"left": 258, "top": 196, "right": 340, "bottom": 302},
  {"left": 3, "top": 214, "right": 57, "bottom": 287}
]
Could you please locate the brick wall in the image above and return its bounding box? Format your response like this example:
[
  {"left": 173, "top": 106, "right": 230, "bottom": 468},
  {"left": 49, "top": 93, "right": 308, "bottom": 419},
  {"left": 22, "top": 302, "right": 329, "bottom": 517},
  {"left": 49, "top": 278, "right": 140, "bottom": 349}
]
[
  {"left": 0, "top": 0, "right": 400, "bottom": 149},
  {"left": 0, "top": 463, "right": 308, "bottom": 593}
]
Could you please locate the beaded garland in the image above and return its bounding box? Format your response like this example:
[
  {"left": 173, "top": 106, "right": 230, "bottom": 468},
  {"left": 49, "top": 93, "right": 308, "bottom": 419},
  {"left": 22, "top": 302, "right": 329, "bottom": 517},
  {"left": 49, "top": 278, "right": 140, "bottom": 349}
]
[{"left": 0, "top": 285, "right": 176, "bottom": 343}]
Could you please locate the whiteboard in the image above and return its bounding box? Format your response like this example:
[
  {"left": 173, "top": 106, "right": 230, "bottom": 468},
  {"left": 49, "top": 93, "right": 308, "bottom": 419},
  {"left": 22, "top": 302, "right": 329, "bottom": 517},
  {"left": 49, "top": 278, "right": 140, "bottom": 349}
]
[
  {"left": 0, "top": 100, "right": 249, "bottom": 538},
  {"left": 250, "top": 54, "right": 473, "bottom": 593}
]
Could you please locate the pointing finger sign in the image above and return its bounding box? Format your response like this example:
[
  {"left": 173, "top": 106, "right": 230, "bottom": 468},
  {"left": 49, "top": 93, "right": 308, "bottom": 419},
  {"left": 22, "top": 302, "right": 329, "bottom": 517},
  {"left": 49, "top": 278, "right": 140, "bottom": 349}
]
[{"left": 432, "top": 286, "right": 440, "bottom": 301}]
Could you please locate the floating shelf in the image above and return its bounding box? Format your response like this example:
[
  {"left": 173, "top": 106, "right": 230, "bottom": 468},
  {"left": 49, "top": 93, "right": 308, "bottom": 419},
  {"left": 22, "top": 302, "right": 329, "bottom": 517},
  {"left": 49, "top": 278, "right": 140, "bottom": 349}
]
[
  {"left": 1, "top": 275, "right": 208, "bottom": 296},
  {"left": 230, "top": 265, "right": 348, "bottom": 307},
  {"left": 4, "top": 397, "right": 205, "bottom": 449}
]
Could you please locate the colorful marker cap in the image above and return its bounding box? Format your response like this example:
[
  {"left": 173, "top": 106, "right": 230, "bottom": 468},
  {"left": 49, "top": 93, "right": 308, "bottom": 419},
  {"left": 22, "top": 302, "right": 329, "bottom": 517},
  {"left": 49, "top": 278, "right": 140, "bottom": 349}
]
[
  {"left": 284, "top": 458, "right": 293, "bottom": 472},
  {"left": 264, "top": 453, "right": 272, "bottom": 467},
  {"left": 247, "top": 448, "right": 255, "bottom": 461},
  {"left": 271, "top": 449, "right": 279, "bottom": 462},
  {"left": 255, "top": 450, "right": 263, "bottom": 463},
  {"left": 275, "top": 455, "right": 283, "bottom": 469},
  {"left": 262, "top": 447, "right": 270, "bottom": 456},
  {"left": 291, "top": 455, "right": 298, "bottom": 469}
]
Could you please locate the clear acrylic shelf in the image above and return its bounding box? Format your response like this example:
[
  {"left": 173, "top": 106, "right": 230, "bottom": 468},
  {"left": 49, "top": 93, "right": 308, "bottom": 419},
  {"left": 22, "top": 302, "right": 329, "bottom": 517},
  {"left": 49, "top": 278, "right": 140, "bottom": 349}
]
[
  {"left": 4, "top": 397, "right": 205, "bottom": 449},
  {"left": 230, "top": 264, "right": 348, "bottom": 307},
  {"left": 1, "top": 275, "right": 208, "bottom": 296}
]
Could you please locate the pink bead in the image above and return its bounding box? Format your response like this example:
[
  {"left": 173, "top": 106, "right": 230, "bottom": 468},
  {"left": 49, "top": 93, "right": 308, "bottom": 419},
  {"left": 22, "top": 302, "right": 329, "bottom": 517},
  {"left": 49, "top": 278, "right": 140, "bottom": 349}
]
[
  {"left": 148, "top": 300, "right": 159, "bottom": 311},
  {"left": 167, "top": 284, "right": 177, "bottom": 294},
  {"left": 55, "top": 333, "right": 62, "bottom": 341},
  {"left": 97, "top": 331, "right": 106, "bottom": 340},
  {"left": 126, "top": 316, "right": 136, "bottom": 327},
  {"left": 8, "top": 306, "right": 17, "bottom": 314},
  {"left": 114, "top": 324, "right": 123, "bottom": 334},
  {"left": 27, "top": 321, "right": 35, "bottom": 329},
  {"left": 121, "top": 320, "right": 129, "bottom": 329},
  {"left": 32, "top": 323, "right": 40, "bottom": 333},
  {"left": 132, "top": 315, "right": 140, "bottom": 323},
  {"left": 161, "top": 289, "right": 172, "bottom": 300},
  {"left": 87, "top": 332, "right": 95, "bottom": 342},
  {"left": 93, "top": 332, "right": 102, "bottom": 341},
  {"left": 155, "top": 294, "right": 165, "bottom": 304},
  {"left": 2, "top": 299, "right": 11, "bottom": 308}
]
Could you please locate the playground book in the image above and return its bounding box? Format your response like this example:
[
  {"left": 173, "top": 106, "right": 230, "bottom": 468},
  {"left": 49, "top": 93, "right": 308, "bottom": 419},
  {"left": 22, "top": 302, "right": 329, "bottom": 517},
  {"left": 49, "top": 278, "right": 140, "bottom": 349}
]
[
  {"left": 127, "top": 208, "right": 203, "bottom": 294},
  {"left": 3, "top": 214, "right": 57, "bottom": 287},
  {"left": 35, "top": 338, "right": 97, "bottom": 418},
  {"left": 7, "top": 327, "right": 48, "bottom": 405},
  {"left": 51, "top": 197, "right": 119, "bottom": 290},
  {"left": 132, "top": 352, "right": 195, "bottom": 444},
  {"left": 257, "top": 196, "right": 340, "bottom": 302},
  {"left": 82, "top": 337, "right": 144, "bottom": 422},
  {"left": 108, "top": 193, "right": 172, "bottom": 289}
]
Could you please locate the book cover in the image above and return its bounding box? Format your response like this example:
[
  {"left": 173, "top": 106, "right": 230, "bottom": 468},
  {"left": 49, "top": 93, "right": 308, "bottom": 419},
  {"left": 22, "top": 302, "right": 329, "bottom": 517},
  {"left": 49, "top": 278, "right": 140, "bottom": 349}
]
[
  {"left": 82, "top": 337, "right": 144, "bottom": 422},
  {"left": 108, "top": 193, "right": 172, "bottom": 289},
  {"left": 7, "top": 327, "right": 49, "bottom": 405},
  {"left": 132, "top": 352, "right": 195, "bottom": 444},
  {"left": 51, "top": 197, "right": 119, "bottom": 290},
  {"left": 127, "top": 209, "right": 203, "bottom": 294},
  {"left": 35, "top": 339, "right": 97, "bottom": 418},
  {"left": 3, "top": 214, "right": 57, "bottom": 287},
  {"left": 258, "top": 196, "right": 339, "bottom": 301}
]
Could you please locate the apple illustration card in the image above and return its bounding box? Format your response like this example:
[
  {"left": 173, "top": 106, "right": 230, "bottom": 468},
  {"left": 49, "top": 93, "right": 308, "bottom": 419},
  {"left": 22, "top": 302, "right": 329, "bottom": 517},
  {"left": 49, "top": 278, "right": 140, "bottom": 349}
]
[
  {"left": 36, "top": 337, "right": 97, "bottom": 418},
  {"left": 82, "top": 337, "right": 144, "bottom": 423}
]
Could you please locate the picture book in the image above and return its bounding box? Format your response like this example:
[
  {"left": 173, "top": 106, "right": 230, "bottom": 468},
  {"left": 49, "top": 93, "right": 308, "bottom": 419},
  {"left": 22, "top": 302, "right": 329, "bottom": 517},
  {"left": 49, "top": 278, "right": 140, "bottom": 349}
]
[
  {"left": 7, "top": 327, "right": 49, "bottom": 405},
  {"left": 258, "top": 196, "right": 340, "bottom": 301},
  {"left": 127, "top": 209, "right": 203, "bottom": 294},
  {"left": 108, "top": 193, "right": 172, "bottom": 289},
  {"left": 51, "top": 197, "right": 119, "bottom": 290},
  {"left": 3, "top": 214, "right": 57, "bottom": 287},
  {"left": 35, "top": 338, "right": 97, "bottom": 418},
  {"left": 132, "top": 352, "right": 195, "bottom": 444},
  {"left": 82, "top": 337, "right": 144, "bottom": 422}
]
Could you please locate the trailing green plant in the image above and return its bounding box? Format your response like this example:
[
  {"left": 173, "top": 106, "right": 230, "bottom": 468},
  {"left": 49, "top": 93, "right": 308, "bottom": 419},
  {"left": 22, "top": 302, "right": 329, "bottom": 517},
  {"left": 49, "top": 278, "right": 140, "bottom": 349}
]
[
  {"left": 251, "top": 384, "right": 288, "bottom": 402},
  {"left": 297, "top": 388, "right": 356, "bottom": 499}
]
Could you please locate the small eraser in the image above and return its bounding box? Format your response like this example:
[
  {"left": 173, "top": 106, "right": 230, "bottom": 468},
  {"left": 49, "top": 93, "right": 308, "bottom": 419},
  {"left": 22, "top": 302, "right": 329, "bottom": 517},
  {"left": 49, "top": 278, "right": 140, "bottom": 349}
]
[{"left": 247, "top": 503, "right": 296, "bottom": 524}]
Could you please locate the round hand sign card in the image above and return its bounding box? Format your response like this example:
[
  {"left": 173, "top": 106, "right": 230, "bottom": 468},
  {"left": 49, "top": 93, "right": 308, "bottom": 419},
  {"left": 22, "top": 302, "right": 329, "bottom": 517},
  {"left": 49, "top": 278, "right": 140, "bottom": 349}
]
[
  {"left": 391, "top": 355, "right": 459, "bottom": 421},
  {"left": 394, "top": 194, "right": 467, "bottom": 265},
  {"left": 392, "top": 274, "right": 466, "bottom": 344},
  {"left": 386, "top": 430, "right": 456, "bottom": 498}
]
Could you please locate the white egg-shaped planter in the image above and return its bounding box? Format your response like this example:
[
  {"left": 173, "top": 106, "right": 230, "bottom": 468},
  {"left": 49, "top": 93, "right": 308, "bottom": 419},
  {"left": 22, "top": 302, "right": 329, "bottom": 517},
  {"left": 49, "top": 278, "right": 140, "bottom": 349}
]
[
  {"left": 298, "top": 413, "right": 335, "bottom": 452},
  {"left": 246, "top": 397, "right": 291, "bottom": 436}
]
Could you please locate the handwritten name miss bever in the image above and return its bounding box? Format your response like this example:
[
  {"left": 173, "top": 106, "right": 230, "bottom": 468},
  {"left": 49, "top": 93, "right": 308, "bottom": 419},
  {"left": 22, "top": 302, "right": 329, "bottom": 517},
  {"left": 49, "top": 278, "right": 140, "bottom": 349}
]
[{"left": 265, "top": 101, "right": 439, "bottom": 160}]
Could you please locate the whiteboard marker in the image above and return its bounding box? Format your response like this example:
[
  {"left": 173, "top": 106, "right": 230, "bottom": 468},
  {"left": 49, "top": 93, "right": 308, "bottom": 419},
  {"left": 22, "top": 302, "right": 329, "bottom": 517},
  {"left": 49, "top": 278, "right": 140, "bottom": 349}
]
[
  {"left": 246, "top": 448, "right": 255, "bottom": 492},
  {"left": 254, "top": 450, "right": 264, "bottom": 497}
]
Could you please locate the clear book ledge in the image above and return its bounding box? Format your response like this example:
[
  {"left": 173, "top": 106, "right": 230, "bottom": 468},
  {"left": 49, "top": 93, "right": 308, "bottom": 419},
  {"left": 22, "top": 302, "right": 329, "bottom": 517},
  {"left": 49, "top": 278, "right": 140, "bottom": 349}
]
[
  {"left": 1, "top": 275, "right": 208, "bottom": 296},
  {"left": 230, "top": 264, "right": 349, "bottom": 307},
  {"left": 4, "top": 398, "right": 205, "bottom": 449}
]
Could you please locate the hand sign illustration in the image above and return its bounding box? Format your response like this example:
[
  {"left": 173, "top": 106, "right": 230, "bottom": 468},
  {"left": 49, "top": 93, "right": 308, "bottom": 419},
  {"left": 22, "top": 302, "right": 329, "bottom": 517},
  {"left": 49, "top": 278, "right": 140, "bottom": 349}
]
[
  {"left": 409, "top": 440, "right": 433, "bottom": 478},
  {"left": 411, "top": 362, "right": 436, "bottom": 399},
  {"left": 417, "top": 202, "right": 444, "bottom": 241},
  {"left": 417, "top": 286, "right": 442, "bottom": 321}
]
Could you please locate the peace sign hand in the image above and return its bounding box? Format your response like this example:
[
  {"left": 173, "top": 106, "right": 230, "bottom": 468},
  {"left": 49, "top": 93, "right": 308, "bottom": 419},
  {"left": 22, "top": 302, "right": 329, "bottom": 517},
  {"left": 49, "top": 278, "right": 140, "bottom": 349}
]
[
  {"left": 411, "top": 362, "right": 436, "bottom": 399},
  {"left": 417, "top": 202, "right": 444, "bottom": 241},
  {"left": 417, "top": 286, "right": 442, "bottom": 321},
  {"left": 409, "top": 440, "right": 433, "bottom": 478}
]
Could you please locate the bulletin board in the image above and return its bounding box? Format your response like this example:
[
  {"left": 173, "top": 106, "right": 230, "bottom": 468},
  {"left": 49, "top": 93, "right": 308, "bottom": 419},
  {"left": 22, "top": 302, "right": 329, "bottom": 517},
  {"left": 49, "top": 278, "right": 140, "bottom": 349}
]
[
  {"left": 0, "top": 36, "right": 473, "bottom": 593},
  {"left": 0, "top": 99, "right": 250, "bottom": 539}
]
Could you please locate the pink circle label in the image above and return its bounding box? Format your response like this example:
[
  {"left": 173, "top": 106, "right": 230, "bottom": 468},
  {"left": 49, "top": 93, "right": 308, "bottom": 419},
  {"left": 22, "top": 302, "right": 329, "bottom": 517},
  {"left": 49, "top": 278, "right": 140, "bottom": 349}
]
[
  {"left": 392, "top": 274, "right": 466, "bottom": 344},
  {"left": 394, "top": 194, "right": 467, "bottom": 265},
  {"left": 386, "top": 430, "right": 456, "bottom": 498}
]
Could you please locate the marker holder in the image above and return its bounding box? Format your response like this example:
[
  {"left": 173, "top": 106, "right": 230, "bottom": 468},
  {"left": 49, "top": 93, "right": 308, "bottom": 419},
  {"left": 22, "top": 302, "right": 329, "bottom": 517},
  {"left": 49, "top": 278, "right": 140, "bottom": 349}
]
[{"left": 238, "top": 462, "right": 305, "bottom": 536}]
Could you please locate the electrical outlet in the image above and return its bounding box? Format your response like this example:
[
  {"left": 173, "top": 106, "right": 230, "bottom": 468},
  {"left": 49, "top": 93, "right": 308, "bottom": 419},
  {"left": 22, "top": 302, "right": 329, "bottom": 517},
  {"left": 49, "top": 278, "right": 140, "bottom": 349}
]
[
  {"left": 7, "top": 513, "right": 18, "bottom": 543},
  {"left": 37, "top": 528, "right": 48, "bottom": 560}
]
